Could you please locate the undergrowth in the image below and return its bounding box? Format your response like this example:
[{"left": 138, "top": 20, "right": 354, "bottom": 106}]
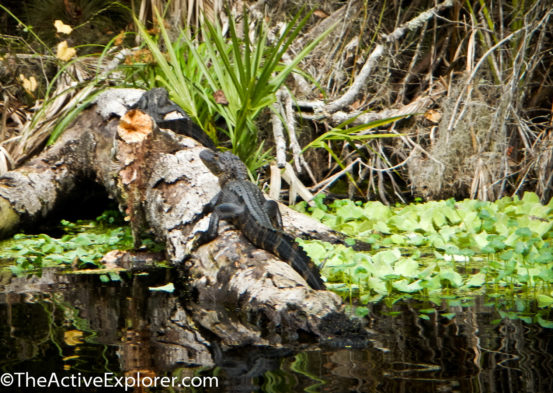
[{"left": 127, "top": 8, "right": 335, "bottom": 172}]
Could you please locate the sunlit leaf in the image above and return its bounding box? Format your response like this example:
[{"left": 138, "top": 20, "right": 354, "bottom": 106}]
[
  {"left": 149, "top": 283, "right": 175, "bottom": 293},
  {"left": 54, "top": 20, "right": 73, "bottom": 35},
  {"left": 56, "top": 40, "right": 77, "bottom": 61},
  {"left": 537, "top": 315, "right": 553, "bottom": 329},
  {"left": 394, "top": 258, "right": 419, "bottom": 277},
  {"left": 64, "top": 330, "right": 83, "bottom": 346},
  {"left": 465, "top": 273, "right": 486, "bottom": 287},
  {"left": 438, "top": 269, "right": 463, "bottom": 288},
  {"left": 393, "top": 279, "right": 423, "bottom": 293},
  {"left": 372, "top": 249, "right": 401, "bottom": 266},
  {"left": 536, "top": 294, "right": 553, "bottom": 308}
]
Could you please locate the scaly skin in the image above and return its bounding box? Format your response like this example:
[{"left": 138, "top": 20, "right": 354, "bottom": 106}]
[{"left": 198, "top": 150, "right": 325, "bottom": 290}]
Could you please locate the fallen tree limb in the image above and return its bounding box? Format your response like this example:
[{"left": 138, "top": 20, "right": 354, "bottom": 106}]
[
  {"left": 0, "top": 88, "right": 366, "bottom": 349},
  {"left": 327, "top": 88, "right": 445, "bottom": 126}
]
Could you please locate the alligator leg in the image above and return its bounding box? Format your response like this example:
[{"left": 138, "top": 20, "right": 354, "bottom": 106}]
[
  {"left": 264, "top": 200, "right": 283, "bottom": 229},
  {"left": 196, "top": 201, "right": 245, "bottom": 245},
  {"left": 157, "top": 118, "right": 215, "bottom": 149},
  {"left": 215, "top": 203, "right": 245, "bottom": 220},
  {"left": 195, "top": 193, "right": 223, "bottom": 244},
  {"left": 196, "top": 211, "right": 221, "bottom": 244}
]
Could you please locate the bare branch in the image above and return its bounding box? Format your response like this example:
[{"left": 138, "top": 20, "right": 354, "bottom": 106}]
[
  {"left": 298, "top": 0, "right": 455, "bottom": 117},
  {"left": 271, "top": 91, "right": 287, "bottom": 168}
]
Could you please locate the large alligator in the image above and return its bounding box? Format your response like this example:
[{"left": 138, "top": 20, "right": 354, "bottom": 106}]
[
  {"left": 197, "top": 149, "right": 325, "bottom": 290},
  {"left": 129, "top": 89, "right": 325, "bottom": 288}
]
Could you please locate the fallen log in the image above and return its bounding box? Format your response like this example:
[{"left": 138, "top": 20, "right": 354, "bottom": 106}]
[{"left": 0, "top": 88, "right": 367, "bottom": 349}]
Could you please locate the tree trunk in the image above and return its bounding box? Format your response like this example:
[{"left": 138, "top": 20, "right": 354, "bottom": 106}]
[{"left": 0, "top": 88, "right": 361, "bottom": 348}]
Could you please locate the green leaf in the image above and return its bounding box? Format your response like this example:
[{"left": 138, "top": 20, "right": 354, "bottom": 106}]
[
  {"left": 354, "top": 306, "right": 370, "bottom": 317},
  {"left": 465, "top": 273, "right": 486, "bottom": 287},
  {"left": 368, "top": 277, "right": 388, "bottom": 295},
  {"left": 336, "top": 204, "right": 365, "bottom": 221},
  {"left": 537, "top": 315, "right": 553, "bottom": 329},
  {"left": 536, "top": 294, "right": 553, "bottom": 308},
  {"left": 515, "top": 227, "right": 532, "bottom": 238},
  {"left": 393, "top": 279, "right": 423, "bottom": 293},
  {"left": 99, "top": 274, "right": 110, "bottom": 283},
  {"left": 438, "top": 269, "right": 463, "bottom": 288},
  {"left": 301, "top": 242, "right": 328, "bottom": 261},
  {"left": 394, "top": 258, "right": 420, "bottom": 277},
  {"left": 372, "top": 249, "right": 401, "bottom": 266}
]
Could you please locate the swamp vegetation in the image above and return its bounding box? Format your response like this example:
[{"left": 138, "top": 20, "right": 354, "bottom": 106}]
[{"left": 1, "top": 0, "right": 553, "bottom": 392}]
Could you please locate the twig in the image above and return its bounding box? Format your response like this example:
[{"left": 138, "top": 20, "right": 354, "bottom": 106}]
[
  {"left": 282, "top": 89, "right": 316, "bottom": 182},
  {"left": 303, "top": 88, "right": 445, "bottom": 126},
  {"left": 358, "top": 148, "right": 416, "bottom": 172},
  {"left": 269, "top": 162, "right": 282, "bottom": 201},
  {"left": 311, "top": 158, "right": 361, "bottom": 193},
  {"left": 397, "top": 21, "right": 428, "bottom": 104},
  {"left": 281, "top": 89, "right": 301, "bottom": 172},
  {"left": 271, "top": 92, "right": 287, "bottom": 167},
  {"left": 447, "top": 29, "right": 523, "bottom": 132},
  {"left": 281, "top": 162, "right": 315, "bottom": 206}
]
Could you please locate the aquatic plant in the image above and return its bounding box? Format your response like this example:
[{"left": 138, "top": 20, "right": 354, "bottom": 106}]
[
  {"left": 0, "top": 210, "right": 134, "bottom": 274},
  {"left": 296, "top": 192, "right": 553, "bottom": 326}
]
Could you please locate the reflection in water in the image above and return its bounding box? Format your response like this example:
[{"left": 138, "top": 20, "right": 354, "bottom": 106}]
[{"left": 1, "top": 269, "right": 553, "bottom": 392}]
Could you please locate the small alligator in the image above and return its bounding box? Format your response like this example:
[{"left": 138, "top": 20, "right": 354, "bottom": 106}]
[
  {"left": 197, "top": 149, "right": 325, "bottom": 290},
  {"left": 130, "top": 88, "right": 215, "bottom": 148}
]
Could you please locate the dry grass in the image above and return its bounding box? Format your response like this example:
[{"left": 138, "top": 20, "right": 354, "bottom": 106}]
[
  {"left": 278, "top": 0, "right": 553, "bottom": 203},
  {"left": 2, "top": 0, "right": 553, "bottom": 204}
]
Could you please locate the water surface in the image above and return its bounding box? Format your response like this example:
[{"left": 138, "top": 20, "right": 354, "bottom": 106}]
[{"left": 1, "top": 269, "right": 552, "bottom": 392}]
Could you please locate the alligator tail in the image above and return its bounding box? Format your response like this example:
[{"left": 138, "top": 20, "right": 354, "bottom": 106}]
[
  {"left": 256, "top": 227, "right": 325, "bottom": 290},
  {"left": 277, "top": 231, "right": 326, "bottom": 290}
]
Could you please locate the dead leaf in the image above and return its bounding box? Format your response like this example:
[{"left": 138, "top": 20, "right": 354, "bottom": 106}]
[
  {"left": 313, "top": 10, "right": 329, "bottom": 18},
  {"left": 19, "top": 74, "right": 38, "bottom": 94},
  {"left": 114, "top": 30, "right": 125, "bottom": 46},
  {"left": 125, "top": 48, "right": 154, "bottom": 65},
  {"left": 56, "top": 40, "right": 77, "bottom": 61},
  {"left": 424, "top": 109, "right": 442, "bottom": 124},
  {"left": 54, "top": 20, "right": 73, "bottom": 35},
  {"left": 350, "top": 100, "right": 362, "bottom": 110},
  {"left": 213, "top": 90, "right": 229, "bottom": 105}
]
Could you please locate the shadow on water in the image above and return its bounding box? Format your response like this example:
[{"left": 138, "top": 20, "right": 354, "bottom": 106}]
[{"left": 1, "top": 268, "right": 553, "bottom": 392}]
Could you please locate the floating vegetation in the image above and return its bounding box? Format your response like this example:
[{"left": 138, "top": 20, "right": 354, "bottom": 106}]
[
  {"left": 3, "top": 192, "right": 553, "bottom": 326},
  {"left": 296, "top": 192, "right": 553, "bottom": 327},
  {"left": 0, "top": 210, "right": 135, "bottom": 274}
]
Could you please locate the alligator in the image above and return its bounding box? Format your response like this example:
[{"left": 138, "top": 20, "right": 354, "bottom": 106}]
[
  {"left": 130, "top": 88, "right": 215, "bottom": 148},
  {"left": 197, "top": 149, "right": 325, "bottom": 290}
]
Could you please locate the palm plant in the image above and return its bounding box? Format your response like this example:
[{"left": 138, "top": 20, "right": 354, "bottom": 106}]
[{"left": 132, "top": 8, "right": 335, "bottom": 171}]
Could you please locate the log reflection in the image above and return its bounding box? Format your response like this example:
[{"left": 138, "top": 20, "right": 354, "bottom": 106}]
[{"left": 1, "top": 269, "right": 553, "bottom": 392}]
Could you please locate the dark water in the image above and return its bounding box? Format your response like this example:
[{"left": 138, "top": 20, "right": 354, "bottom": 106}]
[{"left": 1, "top": 269, "right": 552, "bottom": 392}]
